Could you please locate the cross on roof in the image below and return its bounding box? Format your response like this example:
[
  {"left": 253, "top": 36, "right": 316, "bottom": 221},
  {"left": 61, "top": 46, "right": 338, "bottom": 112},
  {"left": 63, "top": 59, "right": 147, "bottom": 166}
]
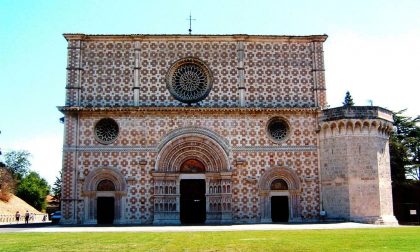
[{"left": 186, "top": 12, "right": 196, "bottom": 35}]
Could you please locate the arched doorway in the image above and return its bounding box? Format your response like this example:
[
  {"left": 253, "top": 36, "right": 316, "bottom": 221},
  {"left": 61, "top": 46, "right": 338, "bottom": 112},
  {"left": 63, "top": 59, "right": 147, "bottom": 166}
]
[
  {"left": 259, "top": 167, "right": 302, "bottom": 223},
  {"left": 153, "top": 128, "right": 232, "bottom": 225},
  {"left": 82, "top": 167, "right": 127, "bottom": 224},
  {"left": 96, "top": 179, "right": 115, "bottom": 224}
]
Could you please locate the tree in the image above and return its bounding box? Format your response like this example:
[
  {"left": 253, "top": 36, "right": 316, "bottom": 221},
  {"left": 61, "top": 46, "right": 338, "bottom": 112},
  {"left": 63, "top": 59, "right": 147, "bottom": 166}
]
[
  {"left": 0, "top": 167, "right": 15, "bottom": 202},
  {"left": 52, "top": 170, "right": 62, "bottom": 205},
  {"left": 342, "top": 91, "right": 355, "bottom": 107},
  {"left": 16, "top": 171, "right": 50, "bottom": 211},
  {"left": 390, "top": 110, "right": 420, "bottom": 182},
  {"left": 4, "top": 150, "right": 31, "bottom": 181}
]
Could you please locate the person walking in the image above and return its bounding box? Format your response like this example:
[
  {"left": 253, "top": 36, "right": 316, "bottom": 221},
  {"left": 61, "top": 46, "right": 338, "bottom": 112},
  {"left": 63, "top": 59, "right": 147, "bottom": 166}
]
[
  {"left": 24, "top": 210, "right": 29, "bottom": 224},
  {"left": 15, "top": 211, "right": 20, "bottom": 224}
]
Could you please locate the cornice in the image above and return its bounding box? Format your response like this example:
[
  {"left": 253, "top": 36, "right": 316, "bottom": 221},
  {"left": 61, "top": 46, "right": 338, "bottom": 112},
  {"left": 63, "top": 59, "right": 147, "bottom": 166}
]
[
  {"left": 320, "top": 106, "right": 393, "bottom": 123},
  {"left": 57, "top": 106, "right": 320, "bottom": 116},
  {"left": 63, "top": 145, "right": 318, "bottom": 153},
  {"left": 63, "top": 34, "right": 328, "bottom": 43}
]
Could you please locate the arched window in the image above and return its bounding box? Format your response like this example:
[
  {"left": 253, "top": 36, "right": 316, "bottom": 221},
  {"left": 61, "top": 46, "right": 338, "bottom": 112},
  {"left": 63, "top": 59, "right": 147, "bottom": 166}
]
[
  {"left": 180, "top": 159, "right": 205, "bottom": 173},
  {"left": 270, "top": 179, "right": 288, "bottom": 190},
  {"left": 97, "top": 179, "right": 115, "bottom": 191}
]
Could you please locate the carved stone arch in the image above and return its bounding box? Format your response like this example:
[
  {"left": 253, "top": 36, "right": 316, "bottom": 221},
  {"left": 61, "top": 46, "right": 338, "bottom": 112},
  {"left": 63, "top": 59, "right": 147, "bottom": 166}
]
[
  {"left": 385, "top": 124, "right": 392, "bottom": 135},
  {"left": 354, "top": 120, "right": 362, "bottom": 133},
  {"left": 82, "top": 167, "right": 127, "bottom": 224},
  {"left": 330, "top": 122, "right": 337, "bottom": 135},
  {"left": 338, "top": 121, "right": 346, "bottom": 134},
  {"left": 259, "top": 166, "right": 302, "bottom": 223},
  {"left": 83, "top": 167, "right": 127, "bottom": 193},
  {"left": 346, "top": 121, "right": 354, "bottom": 133},
  {"left": 379, "top": 122, "right": 392, "bottom": 135},
  {"left": 157, "top": 127, "right": 230, "bottom": 154},
  {"left": 362, "top": 121, "right": 370, "bottom": 133},
  {"left": 156, "top": 128, "right": 230, "bottom": 172},
  {"left": 376, "top": 121, "right": 383, "bottom": 134},
  {"left": 369, "top": 120, "right": 379, "bottom": 134},
  {"left": 321, "top": 123, "right": 329, "bottom": 131},
  {"left": 259, "top": 166, "right": 301, "bottom": 192},
  {"left": 371, "top": 120, "right": 378, "bottom": 133},
  {"left": 319, "top": 123, "right": 329, "bottom": 138}
]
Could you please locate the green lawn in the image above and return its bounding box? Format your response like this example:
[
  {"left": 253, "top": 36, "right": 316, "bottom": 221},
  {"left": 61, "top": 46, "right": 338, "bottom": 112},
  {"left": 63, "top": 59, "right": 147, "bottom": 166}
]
[{"left": 1, "top": 227, "right": 419, "bottom": 251}]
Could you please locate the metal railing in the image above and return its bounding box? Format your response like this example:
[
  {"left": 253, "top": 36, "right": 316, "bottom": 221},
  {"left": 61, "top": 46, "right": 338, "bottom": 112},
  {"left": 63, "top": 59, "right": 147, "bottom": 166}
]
[{"left": 0, "top": 213, "right": 48, "bottom": 224}]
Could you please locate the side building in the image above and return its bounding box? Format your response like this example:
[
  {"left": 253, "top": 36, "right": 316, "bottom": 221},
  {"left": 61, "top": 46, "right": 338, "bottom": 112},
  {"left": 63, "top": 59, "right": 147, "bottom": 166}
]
[{"left": 58, "top": 34, "right": 397, "bottom": 225}]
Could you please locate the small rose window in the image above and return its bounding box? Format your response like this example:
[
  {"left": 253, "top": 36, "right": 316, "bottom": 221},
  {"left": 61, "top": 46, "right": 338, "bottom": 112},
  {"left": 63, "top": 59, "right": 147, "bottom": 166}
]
[
  {"left": 94, "top": 118, "right": 119, "bottom": 144},
  {"left": 267, "top": 117, "right": 290, "bottom": 142}
]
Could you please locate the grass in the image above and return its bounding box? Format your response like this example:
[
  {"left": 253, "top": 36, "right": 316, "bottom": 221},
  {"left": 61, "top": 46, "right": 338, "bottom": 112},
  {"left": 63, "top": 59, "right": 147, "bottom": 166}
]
[{"left": 1, "top": 227, "right": 420, "bottom": 251}]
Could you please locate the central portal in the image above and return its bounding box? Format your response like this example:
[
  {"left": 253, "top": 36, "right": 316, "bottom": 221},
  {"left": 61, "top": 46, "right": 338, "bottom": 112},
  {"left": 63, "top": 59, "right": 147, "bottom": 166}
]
[{"left": 180, "top": 179, "right": 206, "bottom": 224}]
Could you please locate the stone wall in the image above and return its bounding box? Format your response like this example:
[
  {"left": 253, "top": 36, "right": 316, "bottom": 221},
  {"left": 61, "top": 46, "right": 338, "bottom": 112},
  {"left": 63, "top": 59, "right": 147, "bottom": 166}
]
[
  {"left": 60, "top": 108, "right": 321, "bottom": 224},
  {"left": 319, "top": 106, "right": 397, "bottom": 224},
  {"left": 64, "top": 34, "right": 327, "bottom": 108}
]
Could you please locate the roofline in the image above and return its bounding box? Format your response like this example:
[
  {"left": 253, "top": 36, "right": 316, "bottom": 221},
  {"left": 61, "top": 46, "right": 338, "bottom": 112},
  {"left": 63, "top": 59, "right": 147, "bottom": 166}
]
[{"left": 63, "top": 33, "right": 328, "bottom": 42}]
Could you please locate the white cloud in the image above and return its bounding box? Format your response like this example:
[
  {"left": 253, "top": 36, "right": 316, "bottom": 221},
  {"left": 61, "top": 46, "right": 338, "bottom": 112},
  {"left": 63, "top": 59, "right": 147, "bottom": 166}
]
[{"left": 324, "top": 29, "right": 420, "bottom": 117}]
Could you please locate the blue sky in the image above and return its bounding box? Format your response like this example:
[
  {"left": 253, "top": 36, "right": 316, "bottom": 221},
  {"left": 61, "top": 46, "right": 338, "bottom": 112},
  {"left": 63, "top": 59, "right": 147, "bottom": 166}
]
[{"left": 1, "top": 0, "right": 419, "bottom": 185}]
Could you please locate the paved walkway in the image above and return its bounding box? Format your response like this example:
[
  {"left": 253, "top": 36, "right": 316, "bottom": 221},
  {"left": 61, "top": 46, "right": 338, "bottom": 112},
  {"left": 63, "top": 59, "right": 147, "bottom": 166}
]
[{"left": 0, "top": 222, "right": 402, "bottom": 233}]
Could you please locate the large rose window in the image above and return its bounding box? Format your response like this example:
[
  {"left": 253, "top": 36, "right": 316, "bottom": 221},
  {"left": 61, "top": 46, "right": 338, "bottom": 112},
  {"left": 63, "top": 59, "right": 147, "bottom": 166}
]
[{"left": 166, "top": 58, "right": 213, "bottom": 103}]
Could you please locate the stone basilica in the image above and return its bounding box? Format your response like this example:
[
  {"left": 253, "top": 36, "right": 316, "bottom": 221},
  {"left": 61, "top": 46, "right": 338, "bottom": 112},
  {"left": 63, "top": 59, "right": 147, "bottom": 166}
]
[{"left": 59, "top": 33, "right": 397, "bottom": 225}]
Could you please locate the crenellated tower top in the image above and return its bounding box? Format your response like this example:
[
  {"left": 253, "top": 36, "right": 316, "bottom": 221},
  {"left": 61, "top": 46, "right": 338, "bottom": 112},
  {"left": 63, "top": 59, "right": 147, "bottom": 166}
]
[{"left": 319, "top": 106, "right": 393, "bottom": 138}]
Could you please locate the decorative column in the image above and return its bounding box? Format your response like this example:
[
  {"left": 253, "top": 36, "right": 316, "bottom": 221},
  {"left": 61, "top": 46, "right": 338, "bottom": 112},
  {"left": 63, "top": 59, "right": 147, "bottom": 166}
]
[
  {"left": 133, "top": 41, "right": 140, "bottom": 106},
  {"left": 259, "top": 191, "right": 271, "bottom": 223},
  {"left": 206, "top": 177, "right": 222, "bottom": 224},
  {"left": 237, "top": 41, "right": 245, "bottom": 107},
  {"left": 311, "top": 41, "right": 327, "bottom": 108},
  {"left": 152, "top": 173, "right": 180, "bottom": 224},
  {"left": 62, "top": 34, "right": 85, "bottom": 225},
  {"left": 82, "top": 191, "right": 96, "bottom": 224},
  {"left": 205, "top": 172, "right": 233, "bottom": 224},
  {"left": 220, "top": 172, "right": 233, "bottom": 223},
  {"left": 64, "top": 34, "right": 83, "bottom": 107},
  {"left": 114, "top": 191, "right": 127, "bottom": 224},
  {"left": 289, "top": 190, "right": 302, "bottom": 222}
]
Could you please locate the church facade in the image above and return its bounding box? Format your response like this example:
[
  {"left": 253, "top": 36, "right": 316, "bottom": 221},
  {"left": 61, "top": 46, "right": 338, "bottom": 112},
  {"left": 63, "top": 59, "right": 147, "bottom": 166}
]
[{"left": 59, "top": 34, "right": 397, "bottom": 225}]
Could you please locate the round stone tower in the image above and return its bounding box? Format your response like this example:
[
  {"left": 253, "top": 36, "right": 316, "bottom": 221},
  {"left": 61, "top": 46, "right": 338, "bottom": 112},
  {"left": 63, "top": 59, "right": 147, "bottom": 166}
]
[{"left": 319, "top": 106, "right": 398, "bottom": 224}]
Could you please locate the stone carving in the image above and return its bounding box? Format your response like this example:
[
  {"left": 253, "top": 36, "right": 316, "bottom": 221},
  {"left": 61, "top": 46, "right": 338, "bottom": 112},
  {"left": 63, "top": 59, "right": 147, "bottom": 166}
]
[
  {"left": 267, "top": 117, "right": 290, "bottom": 142},
  {"left": 166, "top": 58, "right": 213, "bottom": 103},
  {"left": 94, "top": 118, "right": 119, "bottom": 144}
]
